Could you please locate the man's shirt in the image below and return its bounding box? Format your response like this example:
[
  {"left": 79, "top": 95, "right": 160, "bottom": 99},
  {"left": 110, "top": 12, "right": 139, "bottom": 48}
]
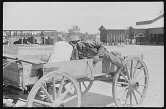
[{"left": 69, "top": 40, "right": 107, "bottom": 59}]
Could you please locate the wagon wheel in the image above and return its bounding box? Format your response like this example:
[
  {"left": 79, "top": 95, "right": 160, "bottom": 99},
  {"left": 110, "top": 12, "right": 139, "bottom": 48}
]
[
  {"left": 112, "top": 57, "right": 149, "bottom": 107},
  {"left": 78, "top": 78, "right": 93, "bottom": 94},
  {"left": 27, "top": 71, "right": 81, "bottom": 107}
]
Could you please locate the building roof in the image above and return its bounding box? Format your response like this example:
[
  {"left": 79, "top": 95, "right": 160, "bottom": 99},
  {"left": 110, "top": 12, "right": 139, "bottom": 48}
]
[
  {"left": 107, "top": 29, "right": 126, "bottom": 31},
  {"left": 99, "top": 25, "right": 128, "bottom": 31},
  {"left": 134, "top": 14, "right": 164, "bottom": 29},
  {"left": 106, "top": 29, "right": 127, "bottom": 34}
]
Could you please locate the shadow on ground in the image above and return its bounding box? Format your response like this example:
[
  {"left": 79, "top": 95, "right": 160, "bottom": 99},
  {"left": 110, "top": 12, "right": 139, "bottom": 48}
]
[
  {"left": 3, "top": 86, "right": 115, "bottom": 107},
  {"left": 82, "top": 92, "right": 115, "bottom": 107}
]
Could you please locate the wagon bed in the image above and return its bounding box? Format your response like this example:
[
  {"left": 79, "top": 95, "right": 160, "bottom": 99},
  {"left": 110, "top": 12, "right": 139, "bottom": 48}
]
[{"left": 3, "top": 45, "right": 53, "bottom": 64}]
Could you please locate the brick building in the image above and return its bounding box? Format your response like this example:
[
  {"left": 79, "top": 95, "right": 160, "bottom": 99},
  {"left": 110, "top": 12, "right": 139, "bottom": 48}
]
[
  {"left": 134, "top": 14, "right": 164, "bottom": 45},
  {"left": 99, "top": 25, "right": 128, "bottom": 45}
]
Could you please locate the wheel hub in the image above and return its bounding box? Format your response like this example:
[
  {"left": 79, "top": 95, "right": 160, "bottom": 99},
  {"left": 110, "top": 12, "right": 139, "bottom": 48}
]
[{"left": 128, "top": 80, "right": 139, "bottom": 90}]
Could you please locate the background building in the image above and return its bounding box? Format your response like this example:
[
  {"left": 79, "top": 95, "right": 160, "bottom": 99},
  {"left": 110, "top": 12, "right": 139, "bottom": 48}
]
[
  {"left": 99, "top": 25, "right": 128, "bottom": 45},
  {"left": 3, "top": 27, "right": 99, "bottom": 45},
  {"left": 134, "top": 14, "right": 164, "bottom": 45},
  {"left": 3, "top": 30, "right": 58, "bottom": 45}
]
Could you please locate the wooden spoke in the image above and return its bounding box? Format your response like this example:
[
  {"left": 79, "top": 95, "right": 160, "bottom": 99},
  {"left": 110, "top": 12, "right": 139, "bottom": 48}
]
[
  {"left": 124, "top": 61, "right": 131, "bottom": 77},
  {"left": 120, "top": 72, "right": 129, "bottom": 82},
  {"left": 79, "top": 82, "right": 81, "bottom": 90},
  {"left": 138, "top": 85, "right": 146, "bottom": 87},
  {"left": 79, "top": 79, "right": 93, "bottom": 94},
  {"left": 120, "top": 88, "right": 128, "bottom": 102},
  {"left": 52, "top": 76, "right": 56, "bottom": 100},
  {"left": 131, "top": 90, "right": 138, "bottom": 104},
  {"left": 32, "top": 99, "right": 52, "bottom": 106},
  {"left": 134, "top": 88, "right": 143, "bottom": 97},
  {"left": 82, "top": 82, "right": 87, "bottom": 89},
  {"left": 130, "top": 60, "right": 133, "bottom": 79},
  {"left": 116, "top": 81, "right": 129, "bottom": 85},
  {"left": 41, "top": 84, "right": 53, "bottom": 102},
  {"left": 125, "top": 90, "right": 130, "bottom": 105},
  {"left": 114, "top": 84, "right": 123, "bottom": 87},
  {"left": 137, "top": 64, "right": 144, "bottom": 69},
  {"left": 58, "top": 76, "right": 65, "bottom": 96},
  {"left": 115, "top": 82, "right": 129, "bottom": 86},
  {"left": 133, "top": 61, "right": 139, "bottom": 79},
  {"left": 125, "top": 68, "right": 130, "bottom": 80},
  {"left": 115, "top": 86, "right": 128, "bottom": 101},
  {"left": 129, "top": 91, "right": 132, "bottom": 105}
]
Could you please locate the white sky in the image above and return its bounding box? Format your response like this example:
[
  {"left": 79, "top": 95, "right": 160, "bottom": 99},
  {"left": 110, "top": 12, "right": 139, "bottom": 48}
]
[{"left": 3, "top": 2, "right": 164, "bottom": 34}]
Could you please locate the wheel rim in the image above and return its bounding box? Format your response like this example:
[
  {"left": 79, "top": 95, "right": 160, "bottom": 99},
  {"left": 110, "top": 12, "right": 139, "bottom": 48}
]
[
  {"left": 112, "top": 57, "right": 148, "bottom": 107},
  {"left": 27, "top": 72, "right": 81, "bottom": 107}
]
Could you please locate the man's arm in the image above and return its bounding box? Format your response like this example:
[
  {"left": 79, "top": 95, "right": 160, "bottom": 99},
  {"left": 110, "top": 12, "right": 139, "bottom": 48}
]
[{"left": 95, "top": 41, "right": 124, "bottom": 68}]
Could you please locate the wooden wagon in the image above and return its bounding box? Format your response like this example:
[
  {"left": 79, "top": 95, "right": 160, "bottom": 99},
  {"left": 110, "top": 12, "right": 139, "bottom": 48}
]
[{"left": 3, "top": 44, "right": 149, "bottom": 107}]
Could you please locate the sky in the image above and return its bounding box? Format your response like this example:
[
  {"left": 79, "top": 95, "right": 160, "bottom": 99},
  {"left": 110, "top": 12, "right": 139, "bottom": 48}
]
[{"left": 3, "top": 2, "right": 164, "bottom": 34}]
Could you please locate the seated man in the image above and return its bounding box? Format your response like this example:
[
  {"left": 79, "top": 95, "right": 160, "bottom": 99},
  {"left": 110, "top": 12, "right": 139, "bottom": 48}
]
[
  {"left": 69, "top": 39, "right": 124, "bottom": 74},
  {"left": 69, "top": 40, "right": 105, "bottom": 59}
]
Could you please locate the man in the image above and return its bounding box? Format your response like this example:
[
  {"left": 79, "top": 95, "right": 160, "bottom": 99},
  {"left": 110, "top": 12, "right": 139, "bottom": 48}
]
[{"left": 69, "top": 38, "right": 124, "bottom": 74}]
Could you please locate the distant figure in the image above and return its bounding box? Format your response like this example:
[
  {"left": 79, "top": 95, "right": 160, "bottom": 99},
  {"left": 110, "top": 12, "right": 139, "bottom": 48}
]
[
  {"left": 46, "top": 36, "right": 54, "bottom": 45},
  {"left": 23, "top": 37, "right": 31, "bottom": 44},
  {"left": 27, "top": 36, "right": 35, "bottom": 44},
  {"left": 13, "top": 37, "right": 32, "bottom": 44},
  {"left": 35, "top": 37, "right": 42, "bottom": 44},
  {"left": 47, "top": 41, "right": 73, "bottom": 63},
  {"left": 41, "top": 36, "right": 45, "bottom": 45},
  {"left": 13, "top": 38, "right": 22, "bottom": 44}
]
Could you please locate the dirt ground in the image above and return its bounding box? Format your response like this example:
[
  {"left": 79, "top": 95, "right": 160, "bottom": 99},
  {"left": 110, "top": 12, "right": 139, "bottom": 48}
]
[
  {"left": 87, "top": 45, "right": 164, "bottom": 107},
  {"left": 3, "top": 45, "right": 164, "bottom": 107}
]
